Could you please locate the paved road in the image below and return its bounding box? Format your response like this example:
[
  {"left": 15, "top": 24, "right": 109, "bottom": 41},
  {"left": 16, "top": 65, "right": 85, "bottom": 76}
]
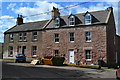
[{"left": 2, "top": 61, "right": 116, "bottom": 80}]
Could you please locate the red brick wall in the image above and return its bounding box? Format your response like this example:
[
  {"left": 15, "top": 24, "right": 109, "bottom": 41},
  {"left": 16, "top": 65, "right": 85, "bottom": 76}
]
[{"left": 41, "top": 25, "right": 107, "bottom": 64}]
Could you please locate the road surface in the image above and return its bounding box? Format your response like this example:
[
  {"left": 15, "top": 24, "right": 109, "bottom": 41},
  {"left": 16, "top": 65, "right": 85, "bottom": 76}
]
[{"left": 2, "top": 61, "right": 116, "bottom": 80}]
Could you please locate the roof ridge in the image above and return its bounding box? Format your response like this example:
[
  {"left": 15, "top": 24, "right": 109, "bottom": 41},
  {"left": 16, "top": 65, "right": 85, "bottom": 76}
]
[
  {"left": 24, "top": 19, "right": 49, "bottom": 24},
  {"left": 61, "top": 9, "right": 106, "bottom": 18}
]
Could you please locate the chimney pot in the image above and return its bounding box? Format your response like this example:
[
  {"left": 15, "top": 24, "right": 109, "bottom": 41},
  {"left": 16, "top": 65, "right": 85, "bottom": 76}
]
[{"left": 16, "top": 14, "right": 23, "bottom": 25}]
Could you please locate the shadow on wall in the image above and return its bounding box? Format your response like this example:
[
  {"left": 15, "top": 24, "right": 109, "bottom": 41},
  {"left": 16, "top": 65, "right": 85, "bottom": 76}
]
[{"left": 98, "top": 60, "right": 107, "bottom": 67}]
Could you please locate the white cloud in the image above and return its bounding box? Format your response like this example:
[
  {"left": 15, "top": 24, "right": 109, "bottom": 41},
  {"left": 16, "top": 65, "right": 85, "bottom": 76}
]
[
  {"left": 14, "top": 1, "right": 63, "bottom": 22},
  {"left": 0, "top": 16, "right": 16, "bottom": 42},
  {"left": 7, "top": 3, "right": 16, "bottom": 11}
]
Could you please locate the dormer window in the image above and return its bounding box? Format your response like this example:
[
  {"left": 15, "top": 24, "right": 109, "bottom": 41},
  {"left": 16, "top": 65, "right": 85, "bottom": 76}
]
[
  {"left": 54, "top": 17, "right": 60, "bottom": 28},
  {"left": 69, "top": 16, "right": 75, "bottom": 26},
  {"left": 85, "top": 13, "right": 92, "bottom": 25}
]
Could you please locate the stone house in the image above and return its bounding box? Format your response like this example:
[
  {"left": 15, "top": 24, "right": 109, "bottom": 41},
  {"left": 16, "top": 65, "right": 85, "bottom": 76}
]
[
  {"left": 0, "top": 43, "right": 3, "bottom": 58},
  {"left": 3, "top": 7, "right": 120, "bottom": 66}
]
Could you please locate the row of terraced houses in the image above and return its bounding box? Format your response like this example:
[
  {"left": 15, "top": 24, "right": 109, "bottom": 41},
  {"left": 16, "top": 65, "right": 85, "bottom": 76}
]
[{"left": 3, "top": 7, "right": 120, "bottom": 66}]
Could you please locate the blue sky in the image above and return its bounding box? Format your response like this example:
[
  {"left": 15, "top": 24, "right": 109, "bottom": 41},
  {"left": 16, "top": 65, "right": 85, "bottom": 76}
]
[{"left": 0, "top": 1, "right": 119, "bottom": 42}]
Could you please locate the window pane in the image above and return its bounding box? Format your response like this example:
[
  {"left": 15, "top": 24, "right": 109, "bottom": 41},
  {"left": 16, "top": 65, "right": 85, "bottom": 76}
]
[
  {"left": 9, "top": 33, "right": 13, "bottom": 41},
  {"left": 32, "top": 46, "right": 37, "bottom": 56},
  {"left": 85, "top": 50, "right": 91, "bottom": 60},
  {"left": 69, "top": 32, "right": 74, "bottom": 41},
  {"left": 85, "top": 31, "right": 91, "bottom": 42},
  {"left": 18, "top": 33, "right": 22, "bottom": 41},
  {"left": 23, "top": 33, "right": 27, "bottom": 41},
  {"left": 54, "top": 50, "right": 59, "bottom": 56},
  {"left": 54, "top": 34, "right": 59, "bottom": 42},
  {"left": 55, "top": 18, "right": 60, "bottom": 27},
  {"left": 8, "top": 46, "right": 13, "bottom": 57},
  {"left": 85, "top": 14, "right": 91, "bottom": 24},
  {"left": 32, "top": 32, "right": 37, "bottom": 40},
  {"left": 69, "top": 16, "right": 75, "bottom": 26}
]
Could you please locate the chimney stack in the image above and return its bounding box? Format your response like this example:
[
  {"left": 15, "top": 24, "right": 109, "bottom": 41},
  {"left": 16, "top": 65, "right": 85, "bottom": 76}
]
[
  {"left": 51, "top": 7, "right": 60, "bottom": 19},
  {"left": 16, "top": 14, "right": 23, "bottom": 25},
  {"left": 106, "top": 7, "right": 113, "bottom": 11}
]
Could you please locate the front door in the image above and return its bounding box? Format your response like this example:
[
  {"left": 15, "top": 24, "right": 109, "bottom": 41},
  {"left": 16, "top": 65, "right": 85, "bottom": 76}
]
[{"left": 69, "top": 50, "right": 74, "bottom": 64}]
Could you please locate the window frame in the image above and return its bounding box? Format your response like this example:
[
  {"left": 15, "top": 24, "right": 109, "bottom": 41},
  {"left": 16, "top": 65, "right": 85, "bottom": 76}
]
[
  {"left": 69, "top": 16, "right": 75, "bottom": 26},
  {"left": 32, "top": 46, "right": 37, "bottom": 57},
  {"left": 54, "top": 33, "right": 59, "bottom": 43},
  {"left": 32, "top": 32, "right": 37, "bottom": 41},
  {"left": 23, "top": 32, "right": 27, "bottom": 41},
  {"left": 8, "top": 46, "right": 13, "bottom": 57},
  {"left": 69, "top": 32, "right": 74, "bottom": 42},
  {"left": 85, "top": 13, "right": 92, "bottom": 25},
  {"left": 9, "top": 33, "right": 13, "bottom": 42},
  {"left": 18, "top": 32, "right": 23, "bottom": 41},
  {"left": 54, "top": 17, "right": 60, "bottom": 28},
  {"left": 85, "top": 50, "right": 92, "bottom": 61},
  {"left": 85, "top": 31, "right": 92, "bottom": 42},
  {"left": 54, "top": 50, "right": 59, "bottom": 56}
]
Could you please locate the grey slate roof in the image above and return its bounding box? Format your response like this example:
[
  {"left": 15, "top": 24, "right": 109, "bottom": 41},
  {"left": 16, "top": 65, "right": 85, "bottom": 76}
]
[
  {"left": 46, "top": 10, "right": 109, "bottom": 29},
  {"left": 5, "top": 20, "right": 49, "bottom": 33},
  {"left": 5, "top": 9, "right": 109, "bottom": 33}
]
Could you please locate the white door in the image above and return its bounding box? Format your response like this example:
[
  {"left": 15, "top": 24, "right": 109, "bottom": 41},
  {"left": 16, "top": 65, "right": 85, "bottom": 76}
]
[{"left": 69, "top": 50, "right": 74, "bottom": 64}]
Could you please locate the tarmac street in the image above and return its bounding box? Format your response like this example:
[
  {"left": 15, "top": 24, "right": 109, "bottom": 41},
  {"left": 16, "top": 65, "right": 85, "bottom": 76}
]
[{"left": 2, "top": 61, "right": 116, "bottom": 80}]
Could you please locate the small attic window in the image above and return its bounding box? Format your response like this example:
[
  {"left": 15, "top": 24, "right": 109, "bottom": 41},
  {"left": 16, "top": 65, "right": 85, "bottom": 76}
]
[
  {"left": 85, "top": 13, "right": 92, "bottom": 25},
  {"left": 54, "top": 17, "right": 60, "bottom": 28},
  {"left": 69, "top": 16, "right": 75, "bottom": 26}
]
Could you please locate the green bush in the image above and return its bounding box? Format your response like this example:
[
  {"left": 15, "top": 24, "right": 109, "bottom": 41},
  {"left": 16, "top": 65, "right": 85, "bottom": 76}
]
[{"left": 52, "top": 56, "right": 65, "bottom": 66}]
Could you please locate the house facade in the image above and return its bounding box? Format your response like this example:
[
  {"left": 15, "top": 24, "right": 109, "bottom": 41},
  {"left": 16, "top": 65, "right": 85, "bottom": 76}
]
[
  {"left": 3, "top": 7, "right": 120, "bottom": 66},
  {"left": 0, "top": 43, "right": 3, "bottom": 58}
]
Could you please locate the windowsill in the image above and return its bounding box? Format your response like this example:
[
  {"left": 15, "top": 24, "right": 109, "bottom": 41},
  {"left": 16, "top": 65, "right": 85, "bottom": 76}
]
[
  {"left": 18, "top": 40, "right": 27, "bottom": 42},
  {"left": 8, "top": 55, "right": 13, "bottom": 57},
  {"left": 85, "top": 23, "right": 91, "bottom": 25},
  {"left": 32, "top": 55, "right": 37, "bottom": 58},
  {"left": 23, "top": 40, "right": 27, "bottom": 42},
  {"left": 55, "top": 42, "right": 59, "bottom": 43},
  {"left": 18, "top": 40, "right": 23, "bottom": 42},
  {"left": 32, "top": 39, "right": 38, "bottom": 42},
  {"left": 69, "top": 25, "right": 75, "bottom": 26},
  {"left": 70, "top": 41, "right": 74, "bottom": 43},
  {"left": 86, "top": 59, "right": 92, "bottom": 61},
  {"left": 86, "top": 41, "right": 92, "bottom": 43}
]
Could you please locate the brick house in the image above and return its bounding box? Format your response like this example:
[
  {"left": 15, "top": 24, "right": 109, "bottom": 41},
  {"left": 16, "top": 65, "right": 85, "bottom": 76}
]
[{"left": 3, "top": 7, "right": 120, "bottom": 66}]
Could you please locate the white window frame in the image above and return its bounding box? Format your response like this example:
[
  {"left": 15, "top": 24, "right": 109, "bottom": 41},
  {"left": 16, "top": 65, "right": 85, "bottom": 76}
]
[
  {"left": 54, "top": 50, "right": 59, "bottom": 56},
  {"left": 8, "top": 46, "right": 13, "bottom": 57},
  {"left": 69, "top": 16, "right": 75, "bottom": 26},
  {"left": 32, "top": 32, "right": 37, "bottom": 41},
  {"left": 54, "top": 33, "right": 59, "bottom": 43},
  {"left": 18, "top": 33, "right": 23, "bottom": 41},
  {"left": 55, "top": 17, "right": 60, "bottom": 28},
  {"left": 9, "top": 33, "right": 13, "bottom": 42},
  {"left": 85, "top": 31, "right": 92, "bottom": 42},
  {"left": 23, "top": 32, "right": 27, "bottom": 41},
  {"left": 85, "top": 50, "right": 92, "bottom": 61},
  {"left": 85, "top": 14, "right": 92, "bottom": 25},
  {"left": 69, "top": 32, "right": 74, "bottom": 42},
  {"left": 32, "top": 46, "right": 37, "bottom": 57}
]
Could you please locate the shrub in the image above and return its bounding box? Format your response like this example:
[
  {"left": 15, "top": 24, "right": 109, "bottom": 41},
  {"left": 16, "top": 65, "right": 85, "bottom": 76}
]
[{"left": 52, "top": 56, "right": 65, "bottom": 66}]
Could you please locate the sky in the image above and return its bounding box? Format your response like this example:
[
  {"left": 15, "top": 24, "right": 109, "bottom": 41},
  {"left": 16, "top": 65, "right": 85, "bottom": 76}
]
[{"left": 0, "top": 0, "right": 120, "bottom": 42}]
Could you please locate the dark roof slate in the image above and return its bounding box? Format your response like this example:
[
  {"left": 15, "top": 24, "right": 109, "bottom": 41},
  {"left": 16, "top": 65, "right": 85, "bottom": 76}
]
[
  {"left": 5, "top": 9, "right": 109, "bottom": 33},
  {"left": 5, "top": 20, "right": 49, "bottom": 33}
]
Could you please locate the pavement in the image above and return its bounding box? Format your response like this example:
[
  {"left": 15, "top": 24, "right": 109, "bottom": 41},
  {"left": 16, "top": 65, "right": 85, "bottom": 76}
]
[{"left": 2, "top": 60, "right": 117, "bottom": 80}]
